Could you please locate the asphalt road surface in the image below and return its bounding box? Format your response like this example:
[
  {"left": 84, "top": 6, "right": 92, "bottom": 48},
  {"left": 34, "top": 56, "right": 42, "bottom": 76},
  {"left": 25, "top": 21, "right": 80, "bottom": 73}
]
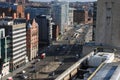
[{"left": 12, "top": 24, "right": 90, "bottom": 80}]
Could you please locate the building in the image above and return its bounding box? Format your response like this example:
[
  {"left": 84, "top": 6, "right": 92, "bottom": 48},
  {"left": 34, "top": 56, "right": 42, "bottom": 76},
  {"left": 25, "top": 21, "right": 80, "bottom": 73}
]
[
  {"left": 0, "top": 2, "right": 24, "bottom": 18},
  {"left": 95, "top": 0, "right": 120, "bottom": 48},
  {"left": 0, "top": 17, "right": 27, "bottom": 71},
  {"left": 92, "top": 2, "right": 97, "bottom": 41},
  {"left": 87, "top": 52, "right": 120, "bottom": 80},
  {"left": 36, "top": 15, "right": 52, "bottom": 47},
  {"left": 6, "top": 0, "right": 28, "bottom": 4},
  {"left": 26, "top": 19, "right": 38, "bottom": 61},
  {"left": 0, "top": 28, "right": 10, "bottom": 77},
  {"left": 73, "top": 9, "right": 88, "bottom": 24},
  {"left": 52, "top": 24, "right": 59, "bottom": 41},
  {"left": 25, "top": 6, "right": 51, "bottom": 19},
  {"left": 52, "top": 0, "right": 69, "bottom": 34},
  {"left": 68, "top": 8, "right": 74, "bottom": 26}
]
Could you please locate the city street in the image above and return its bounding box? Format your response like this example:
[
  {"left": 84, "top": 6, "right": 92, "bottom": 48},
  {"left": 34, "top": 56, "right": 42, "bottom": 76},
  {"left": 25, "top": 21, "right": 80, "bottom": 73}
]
[{"left": 2, "top": 24, "right": 92, "bottom": 80}]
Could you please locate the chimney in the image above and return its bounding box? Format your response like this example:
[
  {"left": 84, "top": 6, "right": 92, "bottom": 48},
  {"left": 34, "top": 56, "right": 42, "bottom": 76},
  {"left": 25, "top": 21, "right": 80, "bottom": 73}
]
[
  {"left": 2, "top": 12, "right": 5, "bottom": 18},
  {"left": 13, "top": 13, "right": 17, "bottom": 19},
  {"left": 26, "top": 13, "right": 30, "bottom": 20}
]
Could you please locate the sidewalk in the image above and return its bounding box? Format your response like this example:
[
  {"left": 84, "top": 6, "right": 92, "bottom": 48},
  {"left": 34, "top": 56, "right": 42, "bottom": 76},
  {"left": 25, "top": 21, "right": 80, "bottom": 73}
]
[{"left": 2, "top": 60, "right": 35, "bottom": 80}]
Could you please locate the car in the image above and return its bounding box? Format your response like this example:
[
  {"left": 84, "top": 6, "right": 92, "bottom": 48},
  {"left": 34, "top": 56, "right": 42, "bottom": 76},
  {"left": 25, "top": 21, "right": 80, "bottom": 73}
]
[
  {"left": 22, "top": 70, "right": 26, "bottom": 74},
  {"left": 59, "top": 62, "right": 64, "bottom": 65},
  {"left": 7, "top": 77, "right": 13, "bottom": 80},
  {"left": 19, "top": 75, "right": 28, "bottom": 79},
  {"left": 65, "top": 37, "right": 68, "bottom": 40},
  {"left": 49, "top": 72, "right": 55, "bottom": 76},
  {"left": 37, "top": 59, "right": 41, "bottom": 61}
]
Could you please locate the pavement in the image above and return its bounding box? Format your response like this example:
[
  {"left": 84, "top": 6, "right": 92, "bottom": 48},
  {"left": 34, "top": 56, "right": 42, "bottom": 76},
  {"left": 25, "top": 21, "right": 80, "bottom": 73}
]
[
  {"left": 2, "top": 24, "right": 90, "bottom": 80},
  {"left": 2, "top": 59, "right": 35, "bottom": 80}
]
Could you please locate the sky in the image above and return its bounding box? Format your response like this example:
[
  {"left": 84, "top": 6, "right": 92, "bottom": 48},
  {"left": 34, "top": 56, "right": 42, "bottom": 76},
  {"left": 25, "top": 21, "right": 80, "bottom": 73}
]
[{"left": 30, "top": 0, "right": 97, "bottom": 2}]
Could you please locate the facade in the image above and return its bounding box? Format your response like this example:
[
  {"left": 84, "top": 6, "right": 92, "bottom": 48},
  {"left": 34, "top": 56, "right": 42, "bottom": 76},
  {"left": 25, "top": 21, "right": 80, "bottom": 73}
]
[
  {"left": 92, "top": 2, "right": 97, "bottom": 41},
  {"left": 68, "top": 8, "right": 74, "bottom": 26},
  {"left": 52, "top": 0, "right": 69, "bottom": 34},
  {"left": 26, "top": 19, "right": 38, "bottom": 61},
  {"left": 0, "top": 29, "right": 10, "bottom": 77},
  {"left": 25, "top": 6, "right": 51, "bottom": 19},
  {"left": 0, "top": 3, "right": 24, "bottom": 18},
  {"left": 6, "top": 0, "right": 28, "bottom": 4},
  {"left": 52, "top": 25, "right": 59, "bottom": 41},
  {"left": 0, "top": 18, "right": 27, "bottom": 71},
  {"left": 95, "top": 0, "right": 120, "bottom": 48},
  {"left": 36, "top": 15, "right": 52, "bottom": 46},
  {"left": 73, "top": 9, "right": 88, "bottom": 24}
]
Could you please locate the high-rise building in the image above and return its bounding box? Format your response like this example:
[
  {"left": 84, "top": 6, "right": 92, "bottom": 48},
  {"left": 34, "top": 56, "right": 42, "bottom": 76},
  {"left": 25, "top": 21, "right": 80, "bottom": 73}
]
[
  {"left": 26, "top": 19, "right": 38, "bottom": 61},
  {"left": 95, "top": 0, "right": 120, "bottom": 48},
  {"left": 0, "top": 18, "right": 27, "bottom": 71},
  {"left": 52, "top": 24, "right": 59, "bottom": 41},
  {"left": 92, "top": 2, "right": 97, "bottom": 41},
  {"left": 73, "top": 9, "right": 88, "bottom": 24},
  {"left": 36, "top": 15, "right": 52, "bottom": 47},
  {"left": 25, "top": 6, "right": 51, "bottom": 19},
  {"left": 68, "top": 8, "right": 74, "bottom": 26},
  {"left": 52, "top": 0, "right": 69, "bottom": 34},
  {"left": 0, "top": 28, "right": 10, "bottom": 77}
]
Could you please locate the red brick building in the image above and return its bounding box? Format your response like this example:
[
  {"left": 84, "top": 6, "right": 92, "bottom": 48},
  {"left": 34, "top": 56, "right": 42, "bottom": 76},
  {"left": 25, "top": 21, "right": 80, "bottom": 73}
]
[
  {"left": 52, "top": 25, "right": 59, "bottom": 41},
  {"left": 73, "top": 9, "right": 89, "bottom": 24},
  {"left": 0, "top": 3, "right": 24, "bottom": 18},
  {"left": 26, "top": 19, "right": 38, "bottom": 61},
  {"left": 6, "top": 0, "right": 28, "bottom": 4}
]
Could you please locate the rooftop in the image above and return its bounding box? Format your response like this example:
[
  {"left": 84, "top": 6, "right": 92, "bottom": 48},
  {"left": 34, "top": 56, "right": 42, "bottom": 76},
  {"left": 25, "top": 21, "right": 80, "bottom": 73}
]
[
  {"left": 87, "top": 52, "right": 120, "bottom": 80},
  {"left": 91, "top": 62, "right": 120, "bottom": 80},
  {"left": 0, "top": 18, "right": 26, "bottom": 25}
]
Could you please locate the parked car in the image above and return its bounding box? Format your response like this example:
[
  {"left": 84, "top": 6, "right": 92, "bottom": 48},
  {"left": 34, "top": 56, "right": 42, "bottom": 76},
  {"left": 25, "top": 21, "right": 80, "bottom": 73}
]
[
  {"left": 40, "top": 53, "right": 46, "bottom": 59},
  {"left": 7, "top": 77, "right": 13, "bottom": 80}
]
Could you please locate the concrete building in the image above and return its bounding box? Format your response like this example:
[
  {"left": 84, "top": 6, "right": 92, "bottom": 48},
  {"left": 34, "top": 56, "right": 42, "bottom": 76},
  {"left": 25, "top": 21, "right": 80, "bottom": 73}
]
[
  {"left": 0, "top": 17, "right": 27, "bottom": 71},
  {"left": 0, "top": 2, "right": 24, "bottom": 18},
  {"left": 0, "top": 28, "right": 10, "bottom": 77},
  {"left": 6, "top": 0, "right": 28, "bottom": 4},
  {"left": 68, "top": 8, "right": 74, "bottom": 26},
  {"left": 92, "top": 2, "right": 97, "bottom": 41},
  {"left": 95, "top": 0, "right": 120, "bottom": 48},
  {"left": 73, "top": 9, "right": 88, "bottom": 24},
  {"left": 52, "top": 0, "right": 69, "bottom": 34},
  {"left": 36, "top": 15, "right": 52, "bottom": 47},
  {"left": 25, "top": 6, "right": 51, "bottom": 19},
  {"left": 26, "top": 19, "right": 38, "bottom": 61}
]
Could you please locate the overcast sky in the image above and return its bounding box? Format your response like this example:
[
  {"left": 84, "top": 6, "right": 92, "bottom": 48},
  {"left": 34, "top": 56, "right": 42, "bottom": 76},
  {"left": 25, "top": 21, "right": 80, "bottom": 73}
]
[{"left": 30, "top": 0, "right": 97, "bottom": 2}]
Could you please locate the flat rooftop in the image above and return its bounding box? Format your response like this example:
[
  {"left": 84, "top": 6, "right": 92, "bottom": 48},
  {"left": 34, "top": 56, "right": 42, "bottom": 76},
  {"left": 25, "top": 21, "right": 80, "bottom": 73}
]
[{"left": 91, "top": 62, "right": 120, "bottom": 80}]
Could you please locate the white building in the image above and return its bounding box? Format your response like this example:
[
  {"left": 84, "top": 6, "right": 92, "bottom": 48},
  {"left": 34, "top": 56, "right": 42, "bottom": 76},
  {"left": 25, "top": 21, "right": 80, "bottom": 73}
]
[
  {"left": 52, "top": 0, "right": 69, "bottom": 34},
  {"left": 0, "top": 18, "right": 28, "bottom": 72}
]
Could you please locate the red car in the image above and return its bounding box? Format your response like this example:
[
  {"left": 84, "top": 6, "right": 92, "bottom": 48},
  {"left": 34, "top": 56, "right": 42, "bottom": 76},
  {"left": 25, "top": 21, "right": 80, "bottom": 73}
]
[{"left": 40, "top": 53, "right": 46, "bottom": 59}]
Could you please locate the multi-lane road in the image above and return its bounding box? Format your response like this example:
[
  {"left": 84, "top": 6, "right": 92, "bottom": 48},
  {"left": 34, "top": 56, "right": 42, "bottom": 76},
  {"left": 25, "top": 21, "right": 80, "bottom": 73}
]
[{"left": 13, "top": 44, "right": 83, "bottom": 80}]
